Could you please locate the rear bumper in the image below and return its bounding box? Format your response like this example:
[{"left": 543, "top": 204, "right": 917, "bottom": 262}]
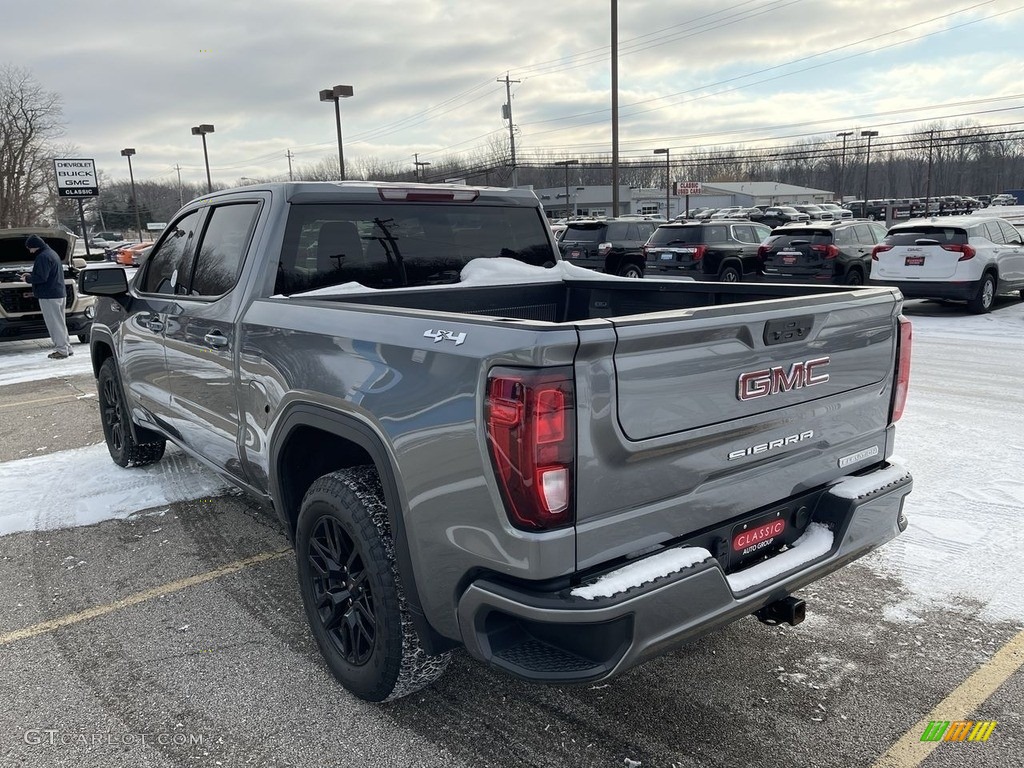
[
  {"left": 869, "top": 279, "right": 975, "bottom": 301},
  {"left": 456, "top": 462, "right": 911, "bottom": 684}
]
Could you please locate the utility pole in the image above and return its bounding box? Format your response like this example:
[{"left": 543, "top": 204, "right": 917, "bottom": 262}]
[
  {"left": 498, "top": 73, "right": 520, "bottom": 187},
  {"left": 414, "top": 153, "right": 431, "bottom": 181},
  {"left": 836, "top": 131, "right": 853, "bottom": 203},
  {"left": 611, "top": 0, "right": 620, "bottom": 217},
  {"left": 174, "top": 164, "right": 184, "bottom": 209},
  {"left": 925, "top": 130, "right": 935, "bottom": 214},
  {"left": 286, "top": 149, "right": 294, "bottom": 181}
]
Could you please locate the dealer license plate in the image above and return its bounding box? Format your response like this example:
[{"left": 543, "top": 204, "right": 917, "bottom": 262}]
[
  {"left": 905, "top": 255, "right": 925, "bottom": 266},
  {"left": 660, "top": 252, "right": 675, "bottom": 260},
  {"left": 731, "top": 512, "right": 787, "bottom": 561}
]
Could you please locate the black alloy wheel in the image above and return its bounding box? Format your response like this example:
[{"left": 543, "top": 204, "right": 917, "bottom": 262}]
[
  {"left": 307, "top": 516, "right": 376, "bottom": 666},
  {"left": 296, "top": 467, "right": 451, "bottom": 701},
  {"left": 97, "top": 358, "right": 166, "bottom": 467},
  {"left": 100, "top": 370, "right": 126, "bottom": 457}
]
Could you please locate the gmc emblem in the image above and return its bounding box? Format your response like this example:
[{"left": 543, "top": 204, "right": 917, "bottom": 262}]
[{"left": 737, "top": 356, "right": 830, "bottom": 401}]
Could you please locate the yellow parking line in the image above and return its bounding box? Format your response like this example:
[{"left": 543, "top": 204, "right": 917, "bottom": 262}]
[
  {"left": 0, "top": 395, "right": 78, "bottom": 409},
  {"left": 0, "top": 549, "right": 291, "bottom": 646},
  {"left": 871, "top": 628, "right": 1024, "bottom": 767}
]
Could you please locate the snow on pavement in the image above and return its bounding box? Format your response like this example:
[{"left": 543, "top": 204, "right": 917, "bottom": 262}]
[
  {"left": 0, "top": 443, "right": 230, "bottom": 536},
  {"left": 0, "top": 340, "right": 93, "bottom": 386},
  {"left": 874, "top": 298, "right": 1024, "bottom": 623}
]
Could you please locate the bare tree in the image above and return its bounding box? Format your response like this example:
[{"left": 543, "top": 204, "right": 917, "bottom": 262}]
[{"left": 0, "top": 65, "right": 64, "bottom": 227}]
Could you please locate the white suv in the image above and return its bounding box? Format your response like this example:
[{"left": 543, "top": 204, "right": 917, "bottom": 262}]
[{"left": 870, "top": 216, "right": 1024, "bottom": 313}]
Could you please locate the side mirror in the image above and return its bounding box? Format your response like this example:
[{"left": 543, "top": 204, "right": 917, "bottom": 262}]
[{"left": 79, "top": 267, "right": 129, "bottom": 297}]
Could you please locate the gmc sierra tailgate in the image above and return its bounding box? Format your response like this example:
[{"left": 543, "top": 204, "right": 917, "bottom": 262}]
[{"left": 573, "top": 288, "right": 902, "bottom": 570}]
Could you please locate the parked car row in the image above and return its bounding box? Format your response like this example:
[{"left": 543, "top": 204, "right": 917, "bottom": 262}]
[{"left": 558, "top": 214, "right": 1024, "bottom": 314}]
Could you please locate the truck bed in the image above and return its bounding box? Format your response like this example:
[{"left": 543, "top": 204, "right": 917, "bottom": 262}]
[{"left": 308, "top": 277, "right": 874, "bottom": 324}]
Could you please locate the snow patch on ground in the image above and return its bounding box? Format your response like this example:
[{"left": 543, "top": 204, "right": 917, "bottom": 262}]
[
  {"left": 0, "top": 443, "right": 229, "bottom": 536},
  {"left": 0, "top": 342, "right": 93, "bottom": 386}
]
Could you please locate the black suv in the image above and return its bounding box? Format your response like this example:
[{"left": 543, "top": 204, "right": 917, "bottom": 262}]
[
  {"left": 559, "top": 218, "right": 659, "bottom": 277},
  {"left": 643, "top": 220, "right": 771, "bottom": 282},
  {"left": 758, "top": 206, "right": 811, "bottom": 228},
  {"left": 758, "top": 220, "right": 887, "bottom": 286}
]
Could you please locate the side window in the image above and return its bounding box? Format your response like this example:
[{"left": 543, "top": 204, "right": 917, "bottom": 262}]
[
  {"left": 732, "top": 225, "right": 755, "bottom": 244},
  {"left": 852, "top": 224, "right": 876, "bottom": 244},
  {"left": 997, "top": 220, "right": 1022, "bottom": 244},
  {"left": 140, "top": 210, "right": 201, "bottom": 295},
  {"left": 833, "top": 227, "right": 854, "bottom": 246},
  {"left": 981, "top": 220, "right": 1005, "bottom": 244},
  {"left": 967, "top": 223, "right": 994, "bottom": 243},
  {"left": 625, "top": 223, "right": 640, "bottom": 241},
  {"left": 189, "top": 203, "right": 260, "bottom": 296},
  {"left": 869, "top": 223, "right": 888, "bottom": 243}
]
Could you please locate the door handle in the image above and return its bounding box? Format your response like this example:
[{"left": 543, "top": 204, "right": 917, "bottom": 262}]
[{"left": 204, "top": 331, "right": 228, "bottom": 348}]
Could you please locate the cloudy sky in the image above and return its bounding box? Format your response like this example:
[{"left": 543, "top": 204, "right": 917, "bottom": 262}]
[{"left": 6, "top": 0, "right": 1024, "bottom": 188}]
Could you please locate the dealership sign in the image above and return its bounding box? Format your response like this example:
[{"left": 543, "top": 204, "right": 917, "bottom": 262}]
[
  {"left": 674, "top": 181, "right": 703, "bottom": 196},
  {"left": 53, "top": 158, "right": 99, "bottom": 197}
]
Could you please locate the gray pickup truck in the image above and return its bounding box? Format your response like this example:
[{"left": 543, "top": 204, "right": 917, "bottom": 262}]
[{"left": 80, "top": 181, "right": 913, "bottom": 702}]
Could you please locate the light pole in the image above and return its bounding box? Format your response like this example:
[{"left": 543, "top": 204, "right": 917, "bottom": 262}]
[
  {"left": 862, "top": 130, "right": 879, "bottom": 203},
  {"left": 653, "top": 148, "right": 670, "bottom": 218},
  {"left": 413, "top": 153, "right": 431, "bottom": 181},
  {"left": 120, "top": 148, "right": 144, "bottom": 241},
  {"left": 319, "top": 84, "right": 354, "bottom": 180},
  {"left": 555, "top": 159, "right": 579, "bottom": 219},
  {"left": 836, "top": 131, "right": 853, "bottom": 203},
  {"left": 190, "top": 124, "right": 215, "bottom": 193}
]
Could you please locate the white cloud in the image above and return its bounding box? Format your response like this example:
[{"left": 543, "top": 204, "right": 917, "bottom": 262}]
[{"left": 6, "top": 0, "right": 1022, "bottom": 185}]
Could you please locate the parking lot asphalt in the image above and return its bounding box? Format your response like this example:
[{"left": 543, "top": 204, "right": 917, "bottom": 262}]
[{"left": 0, "top": 342, "right": 1021, "bottom": 767}]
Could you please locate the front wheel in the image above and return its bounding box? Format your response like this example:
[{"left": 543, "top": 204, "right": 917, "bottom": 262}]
[
  {"left": 616, "top": 262, "right": 644, "bottom": 279},
  {"left": 296, "top": 467, "right": 451, "bottom": 702},
  {"left": 97, "top": 358, "right": 166, "bottom": 467},
  {"left": 967, "top": 272, "right": 996, "bottom": 314}
]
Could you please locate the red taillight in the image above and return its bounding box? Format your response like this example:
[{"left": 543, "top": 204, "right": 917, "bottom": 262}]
[
  {"left": 691, "top": 245, "right": 707, "bottom": 261},
  {"left": 757, "top": 245, "right": 769, "bottom": 259},
  {"left": 486, "top": 368, "right": 575, "bottom": 530},
  {"left": 812, "top": 244, "right": 840, "bottom": 259},
  {"left": 871, "top": 244, "right": 893, "bottom": 261},
  {"left": 941, "top": 243, "right": 976, "bottom": 260},
  {"left": 891, "top": 315, "right": 912, "bottom": 423},
  {"left": 598, "top": 241, "right": 612, "bottom": 256}
]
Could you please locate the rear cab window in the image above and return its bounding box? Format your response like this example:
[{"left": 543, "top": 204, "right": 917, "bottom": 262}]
[{"left": 276, "top": 203, "right": 555, "bottom": 294}]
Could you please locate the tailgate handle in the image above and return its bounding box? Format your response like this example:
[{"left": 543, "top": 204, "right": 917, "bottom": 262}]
[{"left": 763, "top": 315, "right": 813, "bottom": 346}]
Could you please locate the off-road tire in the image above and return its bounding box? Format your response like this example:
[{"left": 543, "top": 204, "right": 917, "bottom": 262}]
[
  {"left": 719, "top": 265, "right": 742, "bottom": 282},
  {"left": 97, "top": 358, "right": 166, "bottom": 467},
  {"left": 296, "top": 466, "right": 451, "bottom": 702},
  {"left": 967, "top": 272, "right": 996, "bottom": 314}
]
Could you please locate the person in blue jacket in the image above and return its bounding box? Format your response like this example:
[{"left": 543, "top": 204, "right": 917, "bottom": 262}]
[{"left": 20, "top": 234, "right": 73, "bottom": 359}]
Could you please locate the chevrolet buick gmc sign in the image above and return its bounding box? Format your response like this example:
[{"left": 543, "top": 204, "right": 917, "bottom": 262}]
[{"left": 53, "top": 158, "right": 99, "bottom": 197}]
